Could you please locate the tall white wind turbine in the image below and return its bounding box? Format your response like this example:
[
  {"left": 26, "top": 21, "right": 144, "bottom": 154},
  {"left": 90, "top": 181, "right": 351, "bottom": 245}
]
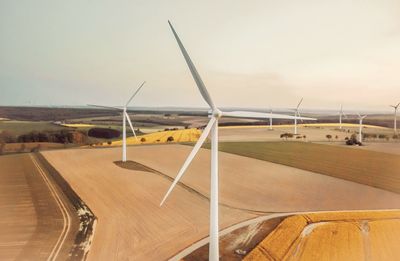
[
  {"left": 339, "top": 104, "right": 348, "bottom": 129},
  {"left": 269, "top": 107, "right": 273, "bottom": 130},
  {"left": 357, "top": 113, "right": 367, "bottom": 143},
  {"left": 293, "top": 98, "right": 303, "bottom": 135},
  {"left": 159, "top": 21, "right": 316, "bottom": 261},
  {"left": 88, "top": 81, "right": 145, "bottom": 162},
  {"left": 390, "top": 102, "right": 400, "bottom": 133}
]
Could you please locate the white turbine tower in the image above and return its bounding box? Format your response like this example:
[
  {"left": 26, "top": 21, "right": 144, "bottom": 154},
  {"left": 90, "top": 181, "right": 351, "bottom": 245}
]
[
  {"left": 159, "top": 21, "right": 315, "bottom": 261},
  {"left": 357, "top": 113, "right": 367, "bottom": 143},
  {"left": 269, "top": 107, "right": 273, "bottom": 130},
  {"left": 390, "top": 102, "right": 400, "bottom": 133},
  {"left": 338, "top": 104, "right": 348, "bottom": 129},
  {"left": 293, "top": 98, "right": 303, "bottom": 135},
  {"left": 88, "top": 81, "right": 145, "bottom": 162}
]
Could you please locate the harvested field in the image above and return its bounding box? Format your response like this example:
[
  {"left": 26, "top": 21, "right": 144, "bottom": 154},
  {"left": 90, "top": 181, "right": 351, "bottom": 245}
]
[
  {"left": 0, "top": 153, "right": 80, "bottom": 260},
  {"left": 219, "top": 124, "right": 393, "bottom": 143},
  {"left": 42, "top": 145, "right": 400, "bottom": 260},
  {"left": 356, "top": 142, "right": 400, "bottom": 155},
  {"left": 42, "top": 147, "right": 255, "bottom": 260},
  {"left": 221, "top": 123, "right": 388, "bottom": 130},
  {"left": 245, "top": 210, "right": 400, "bottom": 261},
  {"left": 205, "top": 141, "right": 400, "bottom": 194}
]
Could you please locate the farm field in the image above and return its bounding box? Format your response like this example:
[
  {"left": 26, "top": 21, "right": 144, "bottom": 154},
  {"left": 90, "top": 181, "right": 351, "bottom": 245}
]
[
  {"left": 108, "top": 128, "right": 201, "bottom": 145},
  {"left": 245, "top": 210, "right": 400, "bottom": 261},
  {"left": 205, "top": 141, "right": 400, "bottom": 194},
  {"left": 42, "top": 145, "right": 400, "bottom": 260},
  {"left": 356, "top": 142, "right": 400, "bottom": 155},
  {"left": 0, "top": 153, "right": 79, "bottom": 260},
  {"left": 42, "top": 147, "right": 255, "bottom": 260},
  {"left": 0, "top": 120, "right": 69, "bottom": 135},
  {"left": 219, "top": 124, "right": 394, "bottom": 142},
  {"left": 0, "top": 142, "right": 66, "bottom": 154}
]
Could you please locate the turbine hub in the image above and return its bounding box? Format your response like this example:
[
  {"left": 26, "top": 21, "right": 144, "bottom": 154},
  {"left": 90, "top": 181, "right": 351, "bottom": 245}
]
[{"left": 212, "top": 109, "right": 222, "bottom": 119}]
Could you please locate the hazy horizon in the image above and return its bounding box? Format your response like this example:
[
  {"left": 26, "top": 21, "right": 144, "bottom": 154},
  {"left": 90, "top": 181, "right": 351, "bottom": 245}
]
[{"left": 1, "top": 1, "right": 400, "bottom": 111}]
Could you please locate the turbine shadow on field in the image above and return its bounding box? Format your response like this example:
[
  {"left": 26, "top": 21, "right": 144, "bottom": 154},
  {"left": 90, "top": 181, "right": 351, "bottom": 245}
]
[{"left": 114, "top": 160, "right": 275, "bottom": 215}]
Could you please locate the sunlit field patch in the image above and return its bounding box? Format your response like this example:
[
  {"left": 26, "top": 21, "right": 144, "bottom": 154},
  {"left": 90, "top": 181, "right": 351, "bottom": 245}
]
[
  {"left": 221, "top": 123, "right": 388, "bottom": 129},
  {"left": 109, "top": 128, "right": 201, "bottom": 145}
]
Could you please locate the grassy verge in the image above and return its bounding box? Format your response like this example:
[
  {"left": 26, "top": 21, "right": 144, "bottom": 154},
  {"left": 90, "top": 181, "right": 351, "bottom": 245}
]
[{"left": 204, "top": 141, "right": 400, "bottom": 194}]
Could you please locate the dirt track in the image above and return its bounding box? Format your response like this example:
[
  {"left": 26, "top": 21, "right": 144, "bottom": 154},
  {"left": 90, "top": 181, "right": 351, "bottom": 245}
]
[
  {"left": 0, "top": 153, "right": 79, "bottom": 260},
  {"left": 42, "top": 145, "right": 400, "bottom": 260}
]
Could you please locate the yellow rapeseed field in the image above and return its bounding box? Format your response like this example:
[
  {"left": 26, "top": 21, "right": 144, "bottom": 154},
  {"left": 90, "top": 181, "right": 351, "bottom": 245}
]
[
  {"left": 61, "top": 123, "right": 95, "bottom": 128},
  {"left": 245, "top": 210, "right": 400, "bottom": 261},
  {"left": 110, "top": 128, "right": 202, "bottom": 146},
  {"left": 221, "top": 123, "right": 388, "bottom": 130}
]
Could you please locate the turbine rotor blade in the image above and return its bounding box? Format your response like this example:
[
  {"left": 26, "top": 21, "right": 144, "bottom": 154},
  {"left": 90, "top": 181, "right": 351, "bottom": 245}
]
[
  {"left": 221, "top": 111, "right": 316, "bottom": 121},
  {"left": 296, "top": 98, "right": 303, "bottom": 109},
  {"left": 125, "top": 111, "right": 137, "bottom": 140},
  {"left": 160, "top": 117, "right": 216, "bottom": 206},
  {"left": 87, "top": 104, "right": 122, "bottom": 110},
  {"left": 126, "top": 81, "right": 146, "bottom": 107},
  {"left": 168, "top": 21, "right": 216, "bottom": 110},
  {"left": 297, "top": 110, "right": 304, "bottom": 122}
]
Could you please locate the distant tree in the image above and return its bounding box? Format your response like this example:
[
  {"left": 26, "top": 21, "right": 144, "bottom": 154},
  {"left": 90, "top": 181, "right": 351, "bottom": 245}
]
[
  {"left": 88, "top": 128, "right": 120, "bottom": 139},
  {"left": 326, "top": 134, "right": 332, "bottom": 141},
  {"left": 393, "top": 134, "right": 399, "bottom": 140},
  {"left": 167, "top": 136, "right": 174, "bottom": 142},
  {"left": 31, "top": 144, "right": 41, "bottom": 152},
  {"left": 140, "top": 137, "right": 146, "bottom": 142},
  {"left": 335, "top": 135, "right": 339, "bottom": 140},
  {"left": 0, "top": 142, "right": 5, "bottom": 155},
  {"left": 0, "top": 131, "right": 16, "bottom": 143},
  {"left": 107, "top": 141, "right": 112, "bottom": 145},
  {"left": 19, "top": 143, "right": 26, "bottom": 153},
  {"left": 280, "top": 133, "right": 293, "bottom": 140},
  {"left": 156, "top": 139, "right": 160, "bottom": 142},
  {"left": 378, "top": 134, "right": 387, "bottom": 140},
  {"left": 302, "top": 135, "right": 306, "bottom": 140}
]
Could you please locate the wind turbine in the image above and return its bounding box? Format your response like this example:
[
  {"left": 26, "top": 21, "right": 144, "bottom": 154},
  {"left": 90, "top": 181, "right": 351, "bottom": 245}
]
[
  {"left": 357, "top": 113, "right": 367, "bottom": 143},
  {"left": 159, "top": 21, "right": 316, "bottom": 261},
  {"left": 269, "top": 107, "right": 273, "bottom": 130},
  {"left": 292, "top": 98, "right": 303, "bottom": 135},
  {"left": 88, "top": 81, "right": 145, "bottom": 162},
  {"left": 339, "top": 104, "right": 348, "bottom": 130},
  {"left": 390, "top": 102, "right": 400, "bottom": 133}
]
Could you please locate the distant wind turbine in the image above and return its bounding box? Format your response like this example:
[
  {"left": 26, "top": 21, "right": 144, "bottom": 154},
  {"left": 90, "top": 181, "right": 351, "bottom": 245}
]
[
  {"left": 269, "top": 107, "right": 273, "bottom": 130},
  {"left": 390, "top": 102, "right": 400, "bottom": 133},
  {"left": 357, "top": 113, "right": 367, "bottom": 143},
  {"left": 339, "top": 104, "right": 348, "bottom": 129},
  {"left": 159, "top": 21, "right": 316, "bottom": 261},
  {"left": 88, "top": 81, "right": 145, "bottom": 162},
  {"left": 292, "top": 98, "right": 303, "bottom": 135}
]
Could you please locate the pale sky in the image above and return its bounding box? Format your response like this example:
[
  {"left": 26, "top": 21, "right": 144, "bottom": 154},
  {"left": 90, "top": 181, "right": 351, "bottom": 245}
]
[{"left": 1, "top": 0, "right": 399, "bottom": 111}]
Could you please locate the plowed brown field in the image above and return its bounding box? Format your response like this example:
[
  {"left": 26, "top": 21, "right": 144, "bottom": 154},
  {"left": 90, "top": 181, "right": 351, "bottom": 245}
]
[{"left": 42, "top": 145, "right": 400, "bottom": 260}]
